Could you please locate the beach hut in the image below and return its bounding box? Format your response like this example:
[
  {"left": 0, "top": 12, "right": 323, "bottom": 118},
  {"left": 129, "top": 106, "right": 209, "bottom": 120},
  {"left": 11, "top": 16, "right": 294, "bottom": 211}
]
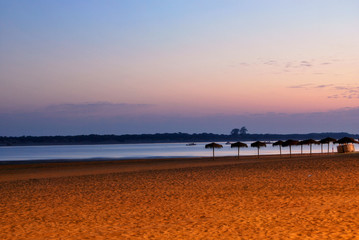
[
  {"left": 205, "top": 142, "right": 223, "bottom": 160},
  {"left": 300, "top": 139, "right": 320, "bottom": 156},
  {"left": 272, "top": 140, "right": 284, "bottom": 156},
  {"left": 231, "top": 141, "right": 248, "bottom": 159},
  {"left": 251, "top": 141, "right": 266, "bottom": 158},
  {"left": 282, "top": 140, "right": 299, "bottom": 158},
  {"left": 335, "top": 137, "right": 359, "bottom": 153}
]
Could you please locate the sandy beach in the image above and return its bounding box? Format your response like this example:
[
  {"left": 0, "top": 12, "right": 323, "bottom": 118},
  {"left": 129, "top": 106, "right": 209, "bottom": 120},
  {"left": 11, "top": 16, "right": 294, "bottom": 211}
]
[{"left": 1, "top": 153, "right": 359, "bottom": 239}]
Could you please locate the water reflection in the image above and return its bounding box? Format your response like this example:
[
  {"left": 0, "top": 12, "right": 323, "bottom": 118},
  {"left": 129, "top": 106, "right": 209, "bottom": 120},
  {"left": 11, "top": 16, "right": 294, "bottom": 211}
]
[{"left": 0, "top": 142, "right": 340, "bottom": 161}]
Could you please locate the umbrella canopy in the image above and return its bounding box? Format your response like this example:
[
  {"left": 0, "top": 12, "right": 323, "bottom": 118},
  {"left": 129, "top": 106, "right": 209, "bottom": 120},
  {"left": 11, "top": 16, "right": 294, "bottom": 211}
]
[
  {"left": 205, "top": 142, "right": 223, "bottom": 160},
  {"left": 335, "top": 137, "right": 359, "bottom": 144},
  {"left": 231, "top": 141, "right": 248, "bottom": 148},
  {"left": 272, "top": 140, "right": 284, "bottom": 156},
  {"left": 205, "top": 142, "right": 223, "bottom": 149},
  {"left": 272, "top": 140, "right": 284, "bottom": 146},
  {"left": 319, "top": 137, "right": 337, "bottom": 154},
  {"left": 251, "top": 141, "right": 267, "bottom": 148},
  {"left": 299, "top": 139, "right": 320, "bottom": 155},
  {"left": 282, "top": 139, "right": 299, "bottom": 157},
  {"left": 231, "top": 141, "right": 248, "bottom": 158},
  {"left": 251, "top": 141, "right": 266, "bottom": 158},
  {"left": 301, "top": 139, "right": 320, "bottom": 145},
  {"left": 282, "top": 139, "right": 299, "bottom": 147},
  {"left": 320, "top": 137, "right": 337, "bottom": 144}
]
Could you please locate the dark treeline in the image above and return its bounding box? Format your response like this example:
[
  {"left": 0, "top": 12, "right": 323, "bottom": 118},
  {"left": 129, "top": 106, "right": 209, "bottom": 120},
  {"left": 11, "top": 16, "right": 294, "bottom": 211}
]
[{"left": 1, "top": 132, "right": 358, "bottom": 146}]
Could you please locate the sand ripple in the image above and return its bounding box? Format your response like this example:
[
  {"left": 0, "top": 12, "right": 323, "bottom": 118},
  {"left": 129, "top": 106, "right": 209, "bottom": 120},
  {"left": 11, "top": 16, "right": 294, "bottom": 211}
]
[{"left": 1, "top": 154, "right": 359, "bottom": 239}]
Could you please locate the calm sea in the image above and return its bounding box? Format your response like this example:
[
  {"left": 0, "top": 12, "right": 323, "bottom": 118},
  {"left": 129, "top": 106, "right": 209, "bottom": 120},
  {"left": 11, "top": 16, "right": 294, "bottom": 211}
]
[{"left": 0, "top": 142, "right": 338, "bottom": 162}]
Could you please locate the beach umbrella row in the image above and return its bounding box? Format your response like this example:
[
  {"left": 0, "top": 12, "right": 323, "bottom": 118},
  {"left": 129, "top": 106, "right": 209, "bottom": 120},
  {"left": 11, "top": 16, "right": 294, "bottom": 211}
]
[
  {"left": 272, "top": 137, "right": 359, "bottom": 156},
  {"left": 205, "top": 141, "right": 263, "bottom": 159},
  {"left": 205, "top": 141, "right": 267, "bottom": 159},
  {"left": 204, "top": 137, "right": 358, "bottom": 159}
]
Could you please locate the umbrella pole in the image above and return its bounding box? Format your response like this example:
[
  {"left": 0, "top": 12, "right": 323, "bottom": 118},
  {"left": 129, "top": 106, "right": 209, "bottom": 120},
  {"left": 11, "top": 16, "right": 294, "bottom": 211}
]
[
  {"left": 238, "top": 148, "right": 240, "bottom": 159},
  {"left": 280, "top": 146, "right": 282, "bottom": 156},
  {"left": 301, "top": 145, "right": 303, "bottom": 154},
  {"left": 328, "top": 143, "right": 330, "bottom": 154},
  {"left": 212, "top": 148, "right": 214, "bottom": 160},
  {"left": 289, "top": 146, "right": 292, "bottom": 158},
  {"left": 257, "top": 147, "right": 259, "bottom": 158},
  {"left": 321, "top": 144, "right": 323, "bottom": 154},
  {"left": 310, "top": 144, "right": 312, "bottom": 156}
]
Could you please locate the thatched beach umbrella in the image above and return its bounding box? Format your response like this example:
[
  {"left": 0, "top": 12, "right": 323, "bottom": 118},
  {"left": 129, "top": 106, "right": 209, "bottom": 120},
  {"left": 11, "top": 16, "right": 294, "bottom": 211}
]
[
  {"left": 251, "top": 141, "right": 266, "bottom": 158},
  {"left": 231, "top": 141, "right": 248, "bottom": 158},
  {"left": 300, "top": 139, "right": 320, "bottom": 155},
  {"left": 272, "top": 140, "right": 284, "bottom": 156},
  {"left": 320, "top": 137, "right": 336, "bottom": 154},
  {"left": 282, "top": 140, "right": 299, "bottom": 158},
  {"left": 205, "top": 142, "right": 223, "bottom": 160},
  {"left": 335, "top": 137, "right": 359, "bottom": 144}
]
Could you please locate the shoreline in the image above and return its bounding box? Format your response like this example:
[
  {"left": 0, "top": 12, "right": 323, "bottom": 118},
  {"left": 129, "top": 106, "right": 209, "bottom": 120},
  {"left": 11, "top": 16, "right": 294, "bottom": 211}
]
[
  {"left": 0, "top": 150, "right": 341, "bottom": 165},
  {"left": 1, "top": 141, "right": 345, "bottom": 163},
  {"left": 0, "top": 152, "right": 356, "bottom": 182}
]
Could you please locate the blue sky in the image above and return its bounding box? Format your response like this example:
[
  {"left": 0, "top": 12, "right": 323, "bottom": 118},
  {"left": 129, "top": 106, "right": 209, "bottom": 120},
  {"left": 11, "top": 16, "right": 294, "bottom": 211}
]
[{"left": 1, "top": 1, "right": 359, "bottom": 136}]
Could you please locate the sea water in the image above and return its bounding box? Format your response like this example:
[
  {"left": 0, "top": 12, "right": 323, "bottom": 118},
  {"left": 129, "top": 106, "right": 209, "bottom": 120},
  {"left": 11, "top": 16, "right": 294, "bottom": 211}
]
[{"left": 0, "top": 142, "right": 340, "bottom": 162}]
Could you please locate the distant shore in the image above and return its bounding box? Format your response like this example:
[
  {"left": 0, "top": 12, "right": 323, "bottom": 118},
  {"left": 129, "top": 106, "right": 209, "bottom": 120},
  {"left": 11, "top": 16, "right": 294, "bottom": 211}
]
[{"left": 1, "top": 132, "right": 358, "bottom": 147}]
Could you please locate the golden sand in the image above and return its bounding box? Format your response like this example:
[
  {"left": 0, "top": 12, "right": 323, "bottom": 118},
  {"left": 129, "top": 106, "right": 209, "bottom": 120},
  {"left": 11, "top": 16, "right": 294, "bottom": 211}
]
[{"left": 1, "top": 153, "right": 359, "bottom": 239}]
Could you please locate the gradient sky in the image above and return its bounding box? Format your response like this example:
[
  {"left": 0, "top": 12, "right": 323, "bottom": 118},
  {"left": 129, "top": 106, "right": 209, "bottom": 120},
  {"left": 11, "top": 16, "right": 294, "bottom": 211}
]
[{"left": 1, "top": 1, "right": 359, "bottom": 136}]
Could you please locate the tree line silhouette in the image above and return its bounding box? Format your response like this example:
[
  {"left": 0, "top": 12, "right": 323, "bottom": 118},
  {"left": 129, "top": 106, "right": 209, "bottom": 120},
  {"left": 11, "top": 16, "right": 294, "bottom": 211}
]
[{"left": 0, "top": 131, "right": 358, "bottom": 146}]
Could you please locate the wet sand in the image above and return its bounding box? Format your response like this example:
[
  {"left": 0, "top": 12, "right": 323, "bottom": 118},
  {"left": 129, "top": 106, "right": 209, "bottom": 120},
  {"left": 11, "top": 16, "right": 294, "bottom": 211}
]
[{"left": 1, "top": 153, "right": 359, "bottom": 239}]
